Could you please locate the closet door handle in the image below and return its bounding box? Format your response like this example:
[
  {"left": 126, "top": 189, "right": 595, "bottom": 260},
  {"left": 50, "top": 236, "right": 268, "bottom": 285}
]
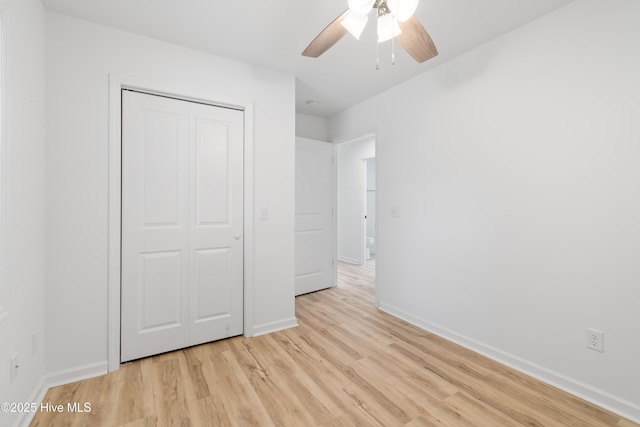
[{"left": 235, "top": 234, "right": 242, "bottom": 240}]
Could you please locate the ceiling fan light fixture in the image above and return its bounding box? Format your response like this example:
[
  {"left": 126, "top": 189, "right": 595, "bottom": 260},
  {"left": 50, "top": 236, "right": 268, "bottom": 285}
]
[
  {"left": 348, "top": 0, "right": 375, "bottom": 17},
  {"left": 387, "top": 0, "right": 419, "bottom": 22},
  {"left": 301, "top": 0, "right": 438, "bottom": 65},
  {"left": 377, "top": 13, "right": 401, "bottom": 42},
  {"left": 341, "top": 11, "right": 369, "bottom": 39}
]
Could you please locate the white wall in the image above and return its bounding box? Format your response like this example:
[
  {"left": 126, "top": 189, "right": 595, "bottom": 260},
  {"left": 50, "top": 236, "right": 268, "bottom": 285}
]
[
  {"left": 329, "top": 0, "right": 640, "bottom": 421},
  {"left": 0, "top": 1, "right": 47, "bottom": 426},
  {"left": 296, "top": 113, "right": 329, "bottom": 141},
  {"left": 45, "top": 13, "right": 296, "bottom": 376},
  {"left": 336, "top": 135, "right": 375, "bottom": 264}
]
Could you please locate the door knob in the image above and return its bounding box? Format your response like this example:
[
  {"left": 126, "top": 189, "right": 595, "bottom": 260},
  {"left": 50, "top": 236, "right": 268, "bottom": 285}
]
[{"left": 235, "top": 234, "right": 242, "bottom": 240}]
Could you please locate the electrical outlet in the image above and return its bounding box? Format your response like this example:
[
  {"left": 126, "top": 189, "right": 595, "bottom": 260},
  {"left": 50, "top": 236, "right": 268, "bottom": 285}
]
[
  {"left": 586, "top": 328, "right": 604, "bottom": 353},
  {"left": 10, "top": 354, "right": 19, "bottom": 383}
]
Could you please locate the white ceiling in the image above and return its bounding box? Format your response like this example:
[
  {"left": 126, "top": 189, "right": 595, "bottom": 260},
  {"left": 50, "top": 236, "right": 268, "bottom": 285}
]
[{"left": 40, "top": 0, "right": 574, "bottom": 118}]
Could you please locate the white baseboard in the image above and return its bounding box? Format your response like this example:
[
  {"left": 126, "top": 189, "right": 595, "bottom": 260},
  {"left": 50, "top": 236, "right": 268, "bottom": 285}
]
[
  {"left": 251, "top": 317, "right": 298, "bottom": 337},
  {"left": 44, "top": 361, "right": 109, "bottom": 390},
  {"left": 378, "top": 302, "right": 640, "bottom": 424},
  {"left": 14, "top": 376, "right": 47, "bottom": 427},
  {"left": 15, "top": 361, "right": 108, "bottom": 427}
]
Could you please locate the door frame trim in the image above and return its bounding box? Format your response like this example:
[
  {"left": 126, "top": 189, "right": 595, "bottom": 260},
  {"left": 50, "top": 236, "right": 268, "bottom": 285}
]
[{"left": 107, "top": 74, "right": 255, "bottom": 372}]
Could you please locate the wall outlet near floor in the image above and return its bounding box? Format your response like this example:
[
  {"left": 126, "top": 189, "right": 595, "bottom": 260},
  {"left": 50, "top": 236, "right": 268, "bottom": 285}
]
[{"left": 586, "top": 328, "right": 604, "bottom": 352}]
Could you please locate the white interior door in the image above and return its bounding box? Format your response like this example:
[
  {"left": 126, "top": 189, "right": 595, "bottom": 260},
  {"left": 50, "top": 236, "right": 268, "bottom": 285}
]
[
  {"left": 121, "top": 90, "right": 243, "bottom": 362},
  {"left": 295, "top": 137, "right": 334, "bottom": 296}
]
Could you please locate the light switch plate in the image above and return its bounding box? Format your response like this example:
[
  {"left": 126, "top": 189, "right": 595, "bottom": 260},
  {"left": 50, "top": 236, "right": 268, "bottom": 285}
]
[{"left": 10, "top": 354, "right": 19, "bottom": 383}]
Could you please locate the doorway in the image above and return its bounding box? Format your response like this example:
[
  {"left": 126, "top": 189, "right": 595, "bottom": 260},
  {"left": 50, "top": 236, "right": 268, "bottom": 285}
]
[
  {"left": 336, "top": 133, "right": 376, "bottom": 295},
  {"left": 120, "top": 90, "right": 244, "bottom": 362},
  {"left": 363, "top": 157, "right": 376, "bottom": 268}
]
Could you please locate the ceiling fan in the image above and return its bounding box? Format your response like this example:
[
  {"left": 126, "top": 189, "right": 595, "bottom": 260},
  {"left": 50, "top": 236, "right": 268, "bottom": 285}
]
[{"left": 302, "top": 0, "right": 438, "bottom": 64}]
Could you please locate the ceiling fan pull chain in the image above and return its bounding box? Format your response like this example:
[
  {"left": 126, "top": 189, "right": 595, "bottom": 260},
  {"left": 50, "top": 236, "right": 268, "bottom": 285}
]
[{"left": 376, "top": 36, "right": 380, "bottom": 70}]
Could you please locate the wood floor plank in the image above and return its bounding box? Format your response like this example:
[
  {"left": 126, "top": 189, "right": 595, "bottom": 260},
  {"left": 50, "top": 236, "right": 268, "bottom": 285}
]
[
  {"left": 208, "top": 348, "right": 275, "bottom": 426},
  {"left": 443, "top": 391, "right": 520, "bottom": 427},
  {"left": 274, "top": 329, "right": 385, "bottom": 426},
  {"left": 30, "top": 261, "right": 639, "bottom": 427},
  {"left": 298, "top": 326, "right": 414, "bottom": 425},
  {"left": 390, "top": 339, "right": 549, "bottom": 426},
  {"left": 226, "top": 337, "right": 315, "bottom": 426},
  {"left": 122, "top": 415, "right": 158, "bottom": 427},
  {"left": 182, "top": 347, "right": 211, "bottom": 400},
  {"left": 404, "top": 389, "right": 478, "bottom": 427},
  {"left": 352, "top": 355, "right": 454, "bottom": 423},
  {"left": 250, "top": 334, "right": 344, "bottom": 423}
]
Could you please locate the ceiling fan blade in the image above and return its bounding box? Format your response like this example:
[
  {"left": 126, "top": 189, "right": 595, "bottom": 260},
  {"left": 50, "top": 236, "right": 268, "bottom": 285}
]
[
  {"left": 302, "top": 10, "right": 350, "bottom": 58},
  {"left": 396, "top": 16, "right": 438, "bottom": 63}
]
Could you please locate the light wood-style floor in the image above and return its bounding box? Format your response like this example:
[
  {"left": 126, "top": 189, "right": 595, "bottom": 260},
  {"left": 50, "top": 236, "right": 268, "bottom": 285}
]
[{"left": 31, "top": 262, "right": 637, "bottom": 426}]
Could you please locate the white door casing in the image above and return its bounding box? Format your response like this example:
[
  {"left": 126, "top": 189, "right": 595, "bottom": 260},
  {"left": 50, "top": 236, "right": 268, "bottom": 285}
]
[
  {"left": 295, "top": 137, "right": 334, "bottom": 296},
  {"left": 121, "top": 90, "right": 243, "bottom": 362}
]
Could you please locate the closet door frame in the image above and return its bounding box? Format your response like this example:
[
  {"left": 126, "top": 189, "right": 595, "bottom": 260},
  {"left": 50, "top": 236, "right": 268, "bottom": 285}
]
[{"left": 107, "top": 74, "right": 256, "bottom": 372}]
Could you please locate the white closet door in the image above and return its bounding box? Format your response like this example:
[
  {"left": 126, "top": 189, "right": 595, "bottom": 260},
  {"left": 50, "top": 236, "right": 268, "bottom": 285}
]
[
  {"left": 121, "top": 91, "right": 243, "bottom": 362},
  {"left": 187, "top": 102, "right": 244, "bottom": 346},
  {"left": 295, "top": 137, "right": 334, "bottom": 296}
]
